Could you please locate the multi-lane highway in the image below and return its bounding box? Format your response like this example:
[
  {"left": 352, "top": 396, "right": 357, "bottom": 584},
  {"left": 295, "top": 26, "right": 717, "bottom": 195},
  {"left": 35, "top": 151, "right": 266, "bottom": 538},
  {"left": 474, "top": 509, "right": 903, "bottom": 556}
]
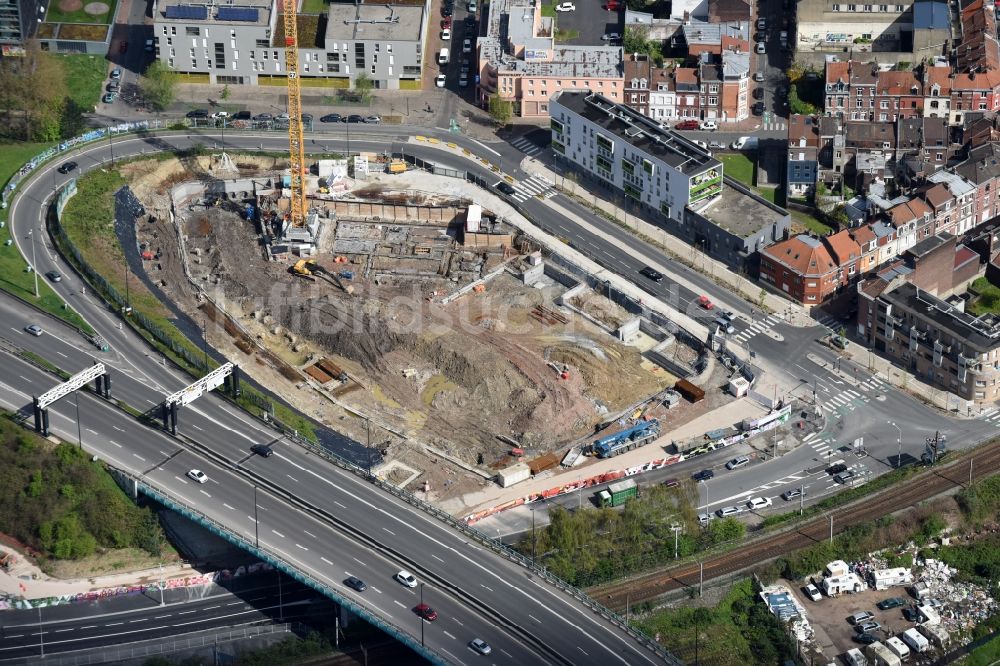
[{"left": 3, "top": 124, "right": 991, "bottom": 661}]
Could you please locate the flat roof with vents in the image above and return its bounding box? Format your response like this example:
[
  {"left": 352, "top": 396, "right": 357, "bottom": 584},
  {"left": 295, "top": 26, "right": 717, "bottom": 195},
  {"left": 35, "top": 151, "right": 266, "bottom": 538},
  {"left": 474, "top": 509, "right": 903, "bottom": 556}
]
[
  {"left": 553, "top": 90, "right": 719, "bottom": 176},
  {"left": 882, "top": 281, "right": 1000, "bottom": 352}
]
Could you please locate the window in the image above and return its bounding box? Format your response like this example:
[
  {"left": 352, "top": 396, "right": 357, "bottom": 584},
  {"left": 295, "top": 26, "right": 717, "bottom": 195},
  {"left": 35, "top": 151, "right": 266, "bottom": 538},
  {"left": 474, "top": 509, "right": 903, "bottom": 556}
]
[
  {"left": 708, "top": 96, "right": 718, "bottom": 105},
  {"left": 256, "top": 39, "right": 269, "bottom": 48},
  {"left": 708, "top": 84, "right": 718, "bottom": 93},
  {"left": 189, "top": 48, "right": 196, "bottom": 58},
  {"left": 186, "top": 27, "right": 199, "bottom": 36}
]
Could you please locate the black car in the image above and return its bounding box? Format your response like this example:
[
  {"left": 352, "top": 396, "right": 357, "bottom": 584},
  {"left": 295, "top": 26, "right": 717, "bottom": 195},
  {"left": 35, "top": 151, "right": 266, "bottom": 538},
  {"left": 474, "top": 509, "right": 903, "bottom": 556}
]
[
  {"left": 300, "top": 113, "right": 313, "bottom": 123},
  {"left": 495, "top": 181, "right": 516, "bottom": 195},
  {"left": 321, "top": 113, "right": 343, "bottom": 123},
  {"left": 753, "top": 88, "right": 765, "bottom": 100},
  {"left": 251, "top": 443, "right": 273, "bottom": 458},
  {"left": 57, "top": 161, "right": 77, "bottom": 174},
  {"left": 854, "top": 633, "right": 879, "bottom": 645},
  {"left": 45, "top": 271, "right": 62, "bottom": 282},
  {"left": 441, "top": 5, "right": 453, "bottom": 16},
  {"left": 877, "top": 597, "right": 905, "bottom": 610},
  {"left": 186, "top": 109, "right": 209, "bottom": 118},
  {"left": 346, "top": 114, "right": 365, "bottom": 123},
  {"left": 692, "top": 469, "right": 715, "bottom": 481},
  {"left": 639, "top": 266, "right": 663, "bottom": 282},
  {"left": 344, "top": 576, "right": 367, "bottom": 592},
  {"left": 752, "top": 102, "right": 765, "bottom": 115},
  {"left": 827, "top": 462, "right": 848, "bottom": 475},
  {"left": 233, "top": 110, "right": 252, "bottom": 120},
  {"left": 254, "top": 112, "right": 273, "bottom": 122},
  {"left": 902, "top": 607, "right": 920, "bottom": 622}
]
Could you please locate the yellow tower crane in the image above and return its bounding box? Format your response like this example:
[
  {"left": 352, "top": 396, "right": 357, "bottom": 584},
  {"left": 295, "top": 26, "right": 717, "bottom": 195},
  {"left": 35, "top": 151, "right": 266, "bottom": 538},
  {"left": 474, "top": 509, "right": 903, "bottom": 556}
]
[{"left": 282, "top": 0, "right": 308, "bottom": 227}]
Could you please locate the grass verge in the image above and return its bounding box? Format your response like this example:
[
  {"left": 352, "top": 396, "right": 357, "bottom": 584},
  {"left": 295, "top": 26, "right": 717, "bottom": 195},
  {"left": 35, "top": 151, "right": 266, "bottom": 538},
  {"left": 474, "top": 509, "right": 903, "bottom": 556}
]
[
  {"left": 61, "top": 54, "right": 111, "bottom": 111},
  {"left": 300, "top": 0, "right": 326, "bottom": 13},
  {"left": 0, "top": 142, "right": 94, "bottom": 334},
  {"left": 719, "top": 153, "right": 753, "bottom": 186},
  {"left": 790, "top": 208, "right": 833, "bottom": 236}
]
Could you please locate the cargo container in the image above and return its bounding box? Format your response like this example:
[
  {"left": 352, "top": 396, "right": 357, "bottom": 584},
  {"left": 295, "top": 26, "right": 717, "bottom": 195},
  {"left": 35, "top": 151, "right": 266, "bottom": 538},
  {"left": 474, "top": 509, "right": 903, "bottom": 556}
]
[
  {"left": 386, "top": 160, "right": 407, "bottom": 174},
  {"left": 865, "top": 642, "right": 900, "bottom": 666},
  {"left": 597, "top": 478, "right": 638, "bottom": 507},
  {"left": 674, "top": 378, "right": 705, "bottom": 402},
  {"left": 495, "top": 462, "right": 531, "bottom": 487}
]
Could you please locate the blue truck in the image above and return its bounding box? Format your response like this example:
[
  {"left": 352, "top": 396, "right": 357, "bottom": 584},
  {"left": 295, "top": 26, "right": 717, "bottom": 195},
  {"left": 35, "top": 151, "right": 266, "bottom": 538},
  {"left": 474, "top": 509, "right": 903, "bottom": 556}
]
[{"left": 593, "top": 420, "right": 661, "bottom": 458}]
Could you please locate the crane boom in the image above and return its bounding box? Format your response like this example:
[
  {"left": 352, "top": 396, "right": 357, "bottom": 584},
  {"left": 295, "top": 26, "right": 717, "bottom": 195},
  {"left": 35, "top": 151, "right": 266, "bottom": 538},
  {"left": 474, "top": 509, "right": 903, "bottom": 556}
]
[{"left": 282, "top": 0, "right": 308, "bottom": 227}]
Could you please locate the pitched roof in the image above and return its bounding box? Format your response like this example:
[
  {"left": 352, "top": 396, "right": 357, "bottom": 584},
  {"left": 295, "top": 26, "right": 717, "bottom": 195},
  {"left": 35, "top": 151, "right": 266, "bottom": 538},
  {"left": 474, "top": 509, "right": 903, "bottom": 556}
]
[
  {"left": 858, "top": 276, "right": 891, "bottom": 299},
  {"left": 787, "top": 114, "right": 819, "bottom": 146},
  {"left": 925, "top": 66, "right": 953, "bottom": 95},
  {"left": 823, "top": 229, "right": 862, "bottom": 264},
  {"left": 886, "top": 198, "right": 932, "bottom": 227},
  {"left": 675, "top": 67, "right": 698, "bottom": 85},
  {"left": 923, "top": 183, "right": 953, "bottom": 209},
  {"left": 845, "top": 121, "right": 896, "bottom": 148},
  {"left": 953, "top": 142, "right": 1000, "bottom": 183},
  {"left": 761, "top": 235, "right": 838, "bottom": 277},
  {"left": 826, "top": 60, "right": 850, "bottom": 86},
  {"left": 851, "top": 224, "right": 878, "bottom": 247},
  {"left": 876, "top": 70, "right": 922, "bottom": 96}
]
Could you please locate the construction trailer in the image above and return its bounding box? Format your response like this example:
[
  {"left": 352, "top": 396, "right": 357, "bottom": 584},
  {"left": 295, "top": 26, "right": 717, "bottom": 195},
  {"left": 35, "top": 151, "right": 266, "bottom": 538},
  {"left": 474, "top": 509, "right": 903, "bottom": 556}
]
[
  {"left": 592, "top": 419, "right": 661, "bottom": 458},
  {"left": 864, "top": 642, "right": 901, "bottom": 666},
  {"left": 825, "top": 560, "right": 851, "bottom": 578},
  {"left": 597, "top": 478, "right": 638, "bottom": 507},
  {"left": 918, "top": 622, "right": 950, "bottom": 649},
  {"left": 901, "top": 627, "right": 930, "bottom": 653},
  {"left": 822, "top": 573, "right": 864, "bottom": 596},
  {"left": 871, "top": 567, "right": 914, "bottom": 590}
]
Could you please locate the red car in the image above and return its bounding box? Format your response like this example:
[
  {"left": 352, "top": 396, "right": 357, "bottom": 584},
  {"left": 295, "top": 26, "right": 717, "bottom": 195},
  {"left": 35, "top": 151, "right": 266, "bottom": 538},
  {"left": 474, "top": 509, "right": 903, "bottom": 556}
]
[
  {"left": 414, "top": 603, "right": 438, "bottom": 621},
  {"left": 674, "top": 120, "right": 700, "bottom": 130},
  {"left": 604, "top": 1, "right": 620, "bottom": 9},
  {"left": 697, "top": 295, "right": 714, "bottom": 310},
  {"left": 119, "top": 40, "right": 128, "bottom": 53},
  {"left": 441, "top": 16, "right": 452, "bottom": 28}
]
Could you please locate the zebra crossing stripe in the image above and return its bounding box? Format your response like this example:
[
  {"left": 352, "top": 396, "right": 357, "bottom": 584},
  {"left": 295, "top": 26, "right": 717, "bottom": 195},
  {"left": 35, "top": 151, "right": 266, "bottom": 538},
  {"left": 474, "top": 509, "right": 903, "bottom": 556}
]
[{"left": 803, "top": 432, "right": 819, "bottom": 443}]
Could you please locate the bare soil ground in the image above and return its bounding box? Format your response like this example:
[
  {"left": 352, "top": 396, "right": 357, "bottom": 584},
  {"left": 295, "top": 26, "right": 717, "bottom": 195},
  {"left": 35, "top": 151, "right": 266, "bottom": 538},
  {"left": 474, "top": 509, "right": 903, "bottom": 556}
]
[{"left": 126, "top": 157, "right": 673, "bottom": 499}]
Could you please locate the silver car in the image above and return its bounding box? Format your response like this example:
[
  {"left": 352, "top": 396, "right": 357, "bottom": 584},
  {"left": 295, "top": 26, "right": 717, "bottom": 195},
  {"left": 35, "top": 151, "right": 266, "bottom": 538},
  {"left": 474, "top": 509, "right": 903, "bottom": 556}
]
[{"left": 469, "top": 638, "right": 492, "bottom": 655}]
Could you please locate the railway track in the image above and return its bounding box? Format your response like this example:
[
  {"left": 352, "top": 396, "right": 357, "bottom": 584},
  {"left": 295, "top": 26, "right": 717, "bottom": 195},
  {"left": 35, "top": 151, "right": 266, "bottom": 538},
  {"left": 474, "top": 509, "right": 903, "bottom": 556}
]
[{"left": 588, "top": 439, "right": 1000, "bottom": 611}]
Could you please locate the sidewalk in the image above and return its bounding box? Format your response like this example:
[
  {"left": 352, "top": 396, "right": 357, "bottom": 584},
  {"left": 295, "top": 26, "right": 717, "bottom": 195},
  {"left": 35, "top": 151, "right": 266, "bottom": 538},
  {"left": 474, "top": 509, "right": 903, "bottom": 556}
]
[
  {"left": 520, "top": 157, "right": 810, "bottom": 325},
  {"left": 0, "top": 544, "right": 196, "bottom": 602},
  {"left": 444, "top": 398, "right": 769, "bottom": 518}
]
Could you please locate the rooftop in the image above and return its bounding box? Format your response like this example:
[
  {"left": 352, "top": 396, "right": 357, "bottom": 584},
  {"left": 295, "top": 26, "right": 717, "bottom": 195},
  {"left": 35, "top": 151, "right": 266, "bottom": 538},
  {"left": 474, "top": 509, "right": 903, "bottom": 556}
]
[
  {"left": 326, "top": 3, "right": 424, "bottom": 41},
  {"left": 158, "top": 0, "right": 271, "bottom": 25},
  {"left": 913, "top": 1, "right": 949, "bottom": 29},
  {"left": 906, "top": 231, "right": 954, "bottom": 258},
  {"left": 553, "top": 90, "right": 720, "bottom": 176},
  {"left": 788, "top": 114, "right": 820, "bottom": 147},
  {"left": 953, "top": 143, "right": 1000, "bottom": 184},
  {"left": 762, "top": 234, "right": 837, "bottom": 276},
  {"left": 696, "top": 178, "right": 789, "bottom": 239},
  {"left": 882, "top": 281, "right": 1000, "bottom": 352},
  {"left": 682, "top": 20, "right": 749, "bottom": 45}
]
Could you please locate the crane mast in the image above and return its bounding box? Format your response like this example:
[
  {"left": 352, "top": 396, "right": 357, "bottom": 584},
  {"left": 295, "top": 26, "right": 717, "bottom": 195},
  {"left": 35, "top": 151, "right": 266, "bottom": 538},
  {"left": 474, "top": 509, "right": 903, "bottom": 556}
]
[{"left": 282, "top": 0, "right": 308, "bottom": 227}]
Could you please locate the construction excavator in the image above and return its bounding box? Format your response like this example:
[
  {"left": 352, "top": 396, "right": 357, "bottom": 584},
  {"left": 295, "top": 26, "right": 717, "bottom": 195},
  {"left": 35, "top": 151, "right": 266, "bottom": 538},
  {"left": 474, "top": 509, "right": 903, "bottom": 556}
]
[{"left": 290, "top": 259, "right": 355, "bottom": 294}]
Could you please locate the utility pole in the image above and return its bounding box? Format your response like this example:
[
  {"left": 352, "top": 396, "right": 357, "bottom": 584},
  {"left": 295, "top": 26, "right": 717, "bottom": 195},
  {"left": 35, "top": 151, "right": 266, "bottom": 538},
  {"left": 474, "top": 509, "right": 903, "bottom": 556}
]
[
  {"left": 201, "top": 315, "right": 209, "bottom": 372},
  {"left": 671, "top": 524, "right": 682, "bottom": 560},
  {"left": 420, "top": 583, "right": 425, "bottom": 647},
  {"left": 699, "top": 561, "right": 704, "bottom": 597},
  {"left": 625, "top": 590, "right": 630, "bottom": 624},
  {"left": 254, "top": 485, "right": 259, "bottom": 548},
  {"left": 75, "top": 390, "right": 82, "bottom": 450},
  {"left": 799, "top": 486, "right": 804, "bottom": 515},
  {"left": 531, "top": 507, "right": 536, "bottom": 563},
  {"left": 37, "top": 605, "right": 44, "bottom": 658},
  {"left": 970, "top": 458, "right": 974, "bottom": 487},
  {"left": 158, "top": 562, "right": 165, "bottom": 606},
  {"left": 889, "top": 421, "right": 901, "bottom": 467},
  {"left": 829, "top": 515, "right": 833, "bottom": 545}
]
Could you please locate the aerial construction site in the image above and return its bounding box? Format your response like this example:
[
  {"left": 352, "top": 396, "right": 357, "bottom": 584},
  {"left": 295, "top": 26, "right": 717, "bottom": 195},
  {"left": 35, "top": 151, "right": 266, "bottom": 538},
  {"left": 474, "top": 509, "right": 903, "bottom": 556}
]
[{"left": 119, "top": 146, "right": 714, "bottom": 500}]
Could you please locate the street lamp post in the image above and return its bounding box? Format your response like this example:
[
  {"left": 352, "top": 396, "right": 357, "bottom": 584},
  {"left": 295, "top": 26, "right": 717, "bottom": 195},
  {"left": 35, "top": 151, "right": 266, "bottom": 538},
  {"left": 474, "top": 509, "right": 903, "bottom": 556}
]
[
  {"left": 419, "top": 582, "right": 425, "bottom": 647},
  {"left": 889, "top": 421, "right": 901, "bottom": 468},
  {"left": 28, "top": 229, "right": 38, "bottom": 298},
  {"left": 253, "top": 484, "right": 259, "bottom": 548},
  {"left": 75, "top": 390, "right": 82, "bottom": 450}
]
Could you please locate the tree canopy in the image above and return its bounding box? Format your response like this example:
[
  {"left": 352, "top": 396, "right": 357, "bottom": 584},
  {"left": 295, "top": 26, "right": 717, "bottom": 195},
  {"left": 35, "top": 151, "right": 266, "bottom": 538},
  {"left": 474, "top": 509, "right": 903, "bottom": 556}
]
[
  {"left": 140, "top": 61, "right": 179, "bottom": 111},
  {"left": 0, "top": 41, "right": 68, "bottom": 141}
]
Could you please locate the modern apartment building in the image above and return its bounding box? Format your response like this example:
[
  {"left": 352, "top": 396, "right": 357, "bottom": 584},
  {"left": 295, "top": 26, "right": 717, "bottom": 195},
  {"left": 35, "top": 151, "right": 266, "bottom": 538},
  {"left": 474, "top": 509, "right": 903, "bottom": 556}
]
[
  {"left": 550, "top": 90, "right": 788, "bottom": 271},
  {"left": 151, "top": 0, "right": 427, "bottom": 88},
  {"left": 857, "top": 280, "right": 1000, "bottom": 405},
  {"left": 477, "top": 0, "right": 623, "bottom": 117},
  {"left": 0, "top": 0, "right": 39, "bottom": 51}
]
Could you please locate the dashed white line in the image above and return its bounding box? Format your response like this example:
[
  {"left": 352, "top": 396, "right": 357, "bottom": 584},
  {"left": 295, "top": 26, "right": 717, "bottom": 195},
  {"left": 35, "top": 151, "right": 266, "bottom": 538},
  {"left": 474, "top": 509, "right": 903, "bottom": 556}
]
[
  {"left": 79, "top": 625, "right": 97, "bottom": 630},
  {"left": 133, "top": 453, "right": 146, "bottom": 461},
  {"left": 578, "top": 646, "right": 590, "bottom": 656},
  {"left": 481, "top": 584, "right": 494, "bottom": 592},
  {"left": 112, "top": 425, "right": 124, "bottom": 432},
  {"left": 55, "top": 351, "right": 68, "bottom": 359},
  {"left": 334, "top": 501, "right": 346, "bottom": 508},
  {"left": 352, "top": 557, "right": 366, "bottom": 566},
  {"left": 432, "top": 554, "right": 444, "bottom": 563},
  {"left": 272, "top": 530, "right": 285, "bottom": 538},
  {"left": 443, "top": 630, "right": 456, "bottom": 640},
  {"left": 321, "top": 557, "right": 333, "bottom": 565},
  {"left": 303, "top": 530, "right": 316, "bottom": 539},
  {"left": 248, "top": 516, "right": 257, "bottom": 524},
  {"left": 383, "top": 527, "right": 395, "bottom": 536},
  {"left": 199, "top": 489, "right": 211, "bottom": 497},
  {"left": 56, "top": 628, "right": 75, "bottom": 633},
  {"left": 178, "top": 610, "right": 197, "bottom": 615},
  {"left": 106, "top": 622, "right": 123, "bottom": 627},
  {"left": 153, "top": 615, "right": 172, "bottom": 619},
  {"left": 295, "top": 543, "right": 308, "bottom": 551},
  {"left": 223, "top": 503, "right": 235, "bottom": 510},
  {"left": 393, "top": 600, "right": 406, "bottom": 608},
  {"left": 528, "top": 614, "right": 541, "bottom": 623},
  {"left": 287, "top": 474, "right": 299, "bottom": 483},
  {"left": 109, "top": 440, "right": 121, "bottom": 448},
  {"left": 85, "top": 428, "right": 98, "bottom": 435}
]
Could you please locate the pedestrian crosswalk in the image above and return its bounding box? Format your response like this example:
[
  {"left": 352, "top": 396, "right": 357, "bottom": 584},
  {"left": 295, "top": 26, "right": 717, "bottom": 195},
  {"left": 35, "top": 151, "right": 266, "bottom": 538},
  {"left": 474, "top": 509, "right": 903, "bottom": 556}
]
[
  {"left": 512, "top": 175, "right": 556, "bottom": 202},
  {"left": 732, "top": 313, "right": 783, "bottom": 344},
  {"left": 762, "top": 121, "right": 786, "bottom": 131},
  {"left": 814, "top": 376, "right": 886, "bottom": 415},
  {"left": 813, "top": 311, "right": 845, "bottom": 331},
  {"left": 509, "top": 136, "right": 543, "bottom": 156},
  {"left": 979, "top": 407, "right": 1000, "bottom": 426}
]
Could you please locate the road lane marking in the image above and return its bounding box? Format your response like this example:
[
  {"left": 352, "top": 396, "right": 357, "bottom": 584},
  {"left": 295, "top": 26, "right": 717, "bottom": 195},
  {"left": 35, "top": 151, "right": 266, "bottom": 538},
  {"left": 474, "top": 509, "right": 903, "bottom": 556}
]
[
  {"left": 222, "top": 503, "right": 235, "bottom": 510},
  {"left": 192, "top": 424, "right": 203, "bottom": 431},
  {"left": 112, "top": 425, "right": 124, "bottom": 432},
  {"left": 55, "top": 351, "right": 68, "bottom": 359},
  {"left": 393, "top": 600, "right": 406, "bottom": 608},
  {"left": 199, "top": 489, "right": 211, "bottom": 497},
  {"left": 352, "top": 557, "right": 366, "bottom": 567},
  {"left": 248, "top": 516, "right": 257, "bottom": 523},
  {"left": 153, "top": 615, "right": 172, "bottom": 619},
  {"left": 383, "top": 527, "right": 395, "bottom": 535},
  {"left": 334, "top": 501, "right": 346, "bottom": 508},
  {"left": 79, "top": 626, "right": 96, "bottom": 630},
  {"left": 106, "top": 622, "right": 123, "bottom": 626},
  {"left": 443, "top": 630, "right": 456, "bottom": 640},
  {"left": 295, "top": 543, "right": 308, "bottom": 551},
  {"left": 303, "top": 530, "right": 316, "bottom": 538},
  {"left": 109, "top": 440, "right": 121, "bottom": 448},
  {"left": 56, "top": 628, "right": 75, "bottom": 633},
  {"left": 178, "top": 610, "right": 197, "bottom": 615},
  {"left": 86, "top": 428, "right": 98, "bottom": 434},
  {"left": 287, "top": 474, "right": 299, "bottom": 483},
  {"left": 321, "top": 557, "right": 333, "bottom": 565},
  {"left": 133, "top": 453, "right": 146, "bottom": 461},
  {"left": 481, "top": 584, "right": 494, "bottom": 592},
  {"left": 272, "top": 530, "right": 285, "bottom": 538},
  {"left": 528, "top": 614, "right": 541, "bottom": 623},
  {"left": 432, "top": 554, "right": 444, "bottom": 563}
]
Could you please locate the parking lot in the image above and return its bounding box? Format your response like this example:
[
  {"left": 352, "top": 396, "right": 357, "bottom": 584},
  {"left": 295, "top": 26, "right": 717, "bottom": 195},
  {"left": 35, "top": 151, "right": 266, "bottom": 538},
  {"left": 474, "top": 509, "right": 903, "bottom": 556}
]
[
  {"left": 793, "top": 583, "right": 922, "bottom": 657},
  {"left": 544, "top": 0, "right": 621, "bottom": 46}
]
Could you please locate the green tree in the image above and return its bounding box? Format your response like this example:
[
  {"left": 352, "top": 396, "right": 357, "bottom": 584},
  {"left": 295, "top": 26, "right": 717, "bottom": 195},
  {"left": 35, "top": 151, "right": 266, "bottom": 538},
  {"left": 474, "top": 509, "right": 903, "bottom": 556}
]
[
  {"left": 354, "top": 72, "right": 374, "bottom": 101},
  {"left": 140, "top": 61, "right": 179, "bottom": 111},
  {"left": 220, "top": 84, "right": 231, "bottom": 101},
  {"left": 0, "top": 41, "right": 68, "bottom": 141},
  {"left": 623, "top": 26, "right": 663, "bottom": 62},
  {"left": 488, "top": 93, "right": 513, "bottom": 127}
]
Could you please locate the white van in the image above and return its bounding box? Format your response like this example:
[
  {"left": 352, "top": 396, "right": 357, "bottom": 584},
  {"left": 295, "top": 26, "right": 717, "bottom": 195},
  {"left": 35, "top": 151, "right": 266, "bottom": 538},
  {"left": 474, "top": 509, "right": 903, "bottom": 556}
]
[{"left": 438, "top": 48, "right": 449, "bottom": 65}]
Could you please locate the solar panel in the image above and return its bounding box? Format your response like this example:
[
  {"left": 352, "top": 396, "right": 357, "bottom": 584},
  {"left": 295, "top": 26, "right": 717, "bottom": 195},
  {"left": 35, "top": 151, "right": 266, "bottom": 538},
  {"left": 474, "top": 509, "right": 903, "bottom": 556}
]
[
  {"left": 165, "top": 5, "right": 208, "bottom": 19},
  {"left": 217, "top": 6, "right": 259, "bottom": 21}
]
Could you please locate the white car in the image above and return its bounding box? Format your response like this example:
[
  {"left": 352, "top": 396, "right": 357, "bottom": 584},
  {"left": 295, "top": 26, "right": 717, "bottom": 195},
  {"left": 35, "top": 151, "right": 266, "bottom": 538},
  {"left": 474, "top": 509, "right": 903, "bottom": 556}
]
[
  {"left": 210, "top": 111, "right": 230, "bottom": 119},
  {"left": 435, "top": 74, "right": 447, "bottom": 88},
  {"left": 747, "top": 496, "right": 772, "bottom": 510},
  {"left": 756, "top": 41, "right": 766, "bottom": 54},
  {"left": 187, "top": 469, "right": 208, "bottom": 483},
  {"left": 555, "top": 1, "right": 576, "bottom": 9},
  {"left": 692, "top": 139, "right": 709, "bottom": 150},
  {"left": 395, "top": 570, "right": 418, "bottom": 588},
  {"left": 699, "top": 120, "right": 718, "bottom": 131},
  {"left": 601, "top": 32, "right": 621, "bottom": 41},
  {"left": 730, "top": 136, "right": 751, "bottom": 150},
  {"left": 441, "top": 28, "right": 451, "bottom": 40},
  {"left": 753, "top": 71, "right": 765, "bottom": 82},
  {"left": 462, "top": 38, "right": 472, "bottom": 53},
  {"left": 469, "top": 638, "right": 492, "bottom": 655}
]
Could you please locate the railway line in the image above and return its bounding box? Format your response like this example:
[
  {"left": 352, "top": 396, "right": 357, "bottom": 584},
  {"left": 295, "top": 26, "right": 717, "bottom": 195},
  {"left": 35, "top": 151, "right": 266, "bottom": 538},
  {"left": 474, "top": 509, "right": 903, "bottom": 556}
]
[{"left": 588, "top": 438, "right": 1000, "bottom": 610}]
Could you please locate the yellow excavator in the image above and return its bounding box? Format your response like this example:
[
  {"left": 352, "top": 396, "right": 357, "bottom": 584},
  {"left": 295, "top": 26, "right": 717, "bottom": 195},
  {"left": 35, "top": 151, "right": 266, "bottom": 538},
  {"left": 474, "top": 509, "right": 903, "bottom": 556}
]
[{"left": 290, "top": 259, "right": 354, "bottom": 294}]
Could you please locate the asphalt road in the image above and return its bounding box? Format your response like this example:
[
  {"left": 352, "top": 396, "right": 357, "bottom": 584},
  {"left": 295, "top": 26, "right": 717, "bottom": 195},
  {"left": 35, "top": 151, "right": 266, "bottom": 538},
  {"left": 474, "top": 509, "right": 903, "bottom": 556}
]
[{"left": 0, "top": 574, "right": 329, "bottom": 661}]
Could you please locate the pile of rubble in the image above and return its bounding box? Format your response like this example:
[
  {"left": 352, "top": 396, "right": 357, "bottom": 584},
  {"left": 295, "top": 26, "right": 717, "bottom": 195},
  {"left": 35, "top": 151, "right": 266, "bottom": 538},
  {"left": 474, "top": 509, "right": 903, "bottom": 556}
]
[{"left": 913, "top": 557, "right": 998, "bottom": 636}]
